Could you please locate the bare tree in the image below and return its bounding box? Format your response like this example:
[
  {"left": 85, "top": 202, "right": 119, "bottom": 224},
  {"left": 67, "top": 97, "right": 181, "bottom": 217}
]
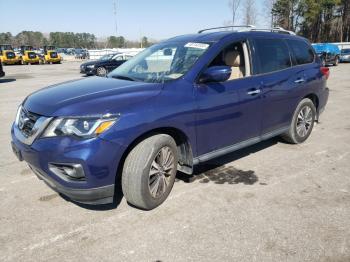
[
  {"left": 264, "top": 0, "right": 276, "bottom": 27},
  {"left": 228, "top": 0, "right": 242, "bottom": 25},
  {"left": 243, "top": 0, "right": 257, "bottom": 26}
]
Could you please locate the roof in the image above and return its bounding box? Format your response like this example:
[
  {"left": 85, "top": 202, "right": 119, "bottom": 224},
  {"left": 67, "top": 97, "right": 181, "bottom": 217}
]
[{"left": 165, "top": 30, "right": 307, "bottom": 43}]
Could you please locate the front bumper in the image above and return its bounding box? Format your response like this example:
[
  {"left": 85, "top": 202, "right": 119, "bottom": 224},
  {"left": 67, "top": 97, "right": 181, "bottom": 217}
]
[
  {"left": 11, "top": 125, "right": 125, "bottom": 205},
  {"left": 80, "top": 66, "right": 96, "bottom": 75},
  {"left": 340, "top": 56, "right": 350, "bottom": 62},
  {"left": 30, "top": 165, "right": 114, "bottom": 204}
]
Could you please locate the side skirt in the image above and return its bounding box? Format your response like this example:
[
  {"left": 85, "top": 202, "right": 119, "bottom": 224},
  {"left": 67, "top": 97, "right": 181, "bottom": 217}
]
[{"left": 193, "top": 126, "right": 289, "bottom": 165}]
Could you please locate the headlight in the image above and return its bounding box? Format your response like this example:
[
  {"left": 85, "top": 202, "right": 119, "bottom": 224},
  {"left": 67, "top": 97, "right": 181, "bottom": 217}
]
[
  {"left": 42, "top": 115, "right": 118, "bottom": 138},
  {"left": 86, "top": 65, "right": 95, "bottom": 69}
]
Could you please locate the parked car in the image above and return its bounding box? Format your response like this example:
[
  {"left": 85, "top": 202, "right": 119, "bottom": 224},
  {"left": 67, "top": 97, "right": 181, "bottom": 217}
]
[
  {"left": 11, "top": 27, "right": 329, "bottom": 210},
  {"left": 340, "top": 48, "right": 350, "bottom": 62},
  {"left": 75, "top": 48, "right": 89, "bottom": 59},
  {"left": 312, "top": 43, "right": 341, "bottom": 66},
  {"left": 80, "top": 53, "right": 133, "bottom": 76},
  {"left": 0, "top": 62, "right": 4, "bottom": 77}
]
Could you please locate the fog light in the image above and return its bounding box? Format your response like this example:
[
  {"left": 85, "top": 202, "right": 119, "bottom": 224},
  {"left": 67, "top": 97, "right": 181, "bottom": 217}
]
[{"left": 49, "top": 163, "right": 85, "bottom": 181}]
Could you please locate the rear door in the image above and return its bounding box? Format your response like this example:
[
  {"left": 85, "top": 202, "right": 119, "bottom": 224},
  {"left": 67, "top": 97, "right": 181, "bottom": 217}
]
[
  {"left": 251, "top": 37, "right": 296, "bottom": 135},
  {"left": 286, "top": 39, "right": 320, "bottom": 108}
]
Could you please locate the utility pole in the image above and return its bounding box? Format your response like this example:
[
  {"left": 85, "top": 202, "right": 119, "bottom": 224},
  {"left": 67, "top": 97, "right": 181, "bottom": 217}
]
[{"left": 113, "top": 0, "right": 118, "bottom": 36}]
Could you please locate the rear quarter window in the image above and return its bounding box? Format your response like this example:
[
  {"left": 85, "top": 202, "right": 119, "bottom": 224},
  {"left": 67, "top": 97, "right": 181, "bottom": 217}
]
[
  {"left": 253, "top": 38, "right": 291, "bottom": 74},
  {"left": 287, "top": 40, "right": 315, "bottom": 65}
]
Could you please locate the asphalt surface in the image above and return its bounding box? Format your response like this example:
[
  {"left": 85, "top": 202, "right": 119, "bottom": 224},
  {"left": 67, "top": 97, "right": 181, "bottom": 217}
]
[{"left": 0, "top": 62, "right": 349, "bottom": 262}]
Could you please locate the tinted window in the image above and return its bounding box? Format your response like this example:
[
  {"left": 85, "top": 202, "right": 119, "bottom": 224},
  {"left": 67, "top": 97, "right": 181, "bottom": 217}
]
[
  {"left": 254, "top": 38, "right": 291, "bottom": 74},
  {"left": 288, "top": 40, "right": 314, "bottom": 65}
]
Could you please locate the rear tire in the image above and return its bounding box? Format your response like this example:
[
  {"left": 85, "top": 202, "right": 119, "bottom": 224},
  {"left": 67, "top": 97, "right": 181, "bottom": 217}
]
[
  {"left": 281, "top": 98, "right": 316, "bottom": 144},
  {"left": 122, "top": 134, "right": 178, "bottom": 210}
]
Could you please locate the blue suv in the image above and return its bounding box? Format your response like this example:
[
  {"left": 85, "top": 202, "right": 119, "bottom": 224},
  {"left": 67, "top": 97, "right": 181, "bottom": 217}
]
[{"left": 11, "top": 27, "right": 330, "bottom": 210}]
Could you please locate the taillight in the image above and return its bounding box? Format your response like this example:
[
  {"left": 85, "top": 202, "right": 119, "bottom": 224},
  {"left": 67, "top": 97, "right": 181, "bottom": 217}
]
[{"left": 320, "top": 67, "right": 330, "bottom": 80}]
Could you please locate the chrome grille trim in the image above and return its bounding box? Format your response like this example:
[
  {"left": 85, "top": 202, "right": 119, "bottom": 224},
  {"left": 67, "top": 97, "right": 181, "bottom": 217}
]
[{"left": 14, "top": 106, "right": 52, "bottom": 145}]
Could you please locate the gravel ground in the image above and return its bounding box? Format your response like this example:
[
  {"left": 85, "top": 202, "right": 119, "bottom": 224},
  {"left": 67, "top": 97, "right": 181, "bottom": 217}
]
[{"left": 0, "top": 62, "right": 349, "bottom": 262}]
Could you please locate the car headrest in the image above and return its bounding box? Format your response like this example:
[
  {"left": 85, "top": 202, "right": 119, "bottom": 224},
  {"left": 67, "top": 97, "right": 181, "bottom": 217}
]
[{"left": 224, "top": 50, "right": 242, "bottom": 67}]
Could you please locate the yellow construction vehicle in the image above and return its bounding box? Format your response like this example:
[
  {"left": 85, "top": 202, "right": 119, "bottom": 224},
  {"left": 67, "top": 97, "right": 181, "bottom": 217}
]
[
  {"left": 20, "top": 45, "right": 40, "bottom": 65},
  {"left": 42, "top": 45, "right": 62, "bottom": 64},
  {"left": 0, "top": 44, "right": 21, "bottom": 65}
]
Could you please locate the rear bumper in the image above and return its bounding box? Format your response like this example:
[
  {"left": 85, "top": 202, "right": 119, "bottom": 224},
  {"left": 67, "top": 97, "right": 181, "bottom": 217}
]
[
  {"left": 46, "top": 58, "right": 61, "bottom": 63},
  {"left": 3, "top": 59, "right": 20, "bottom": 64},
  {"left": 318, "top": 87, "right": 329, "bottom": 118}
]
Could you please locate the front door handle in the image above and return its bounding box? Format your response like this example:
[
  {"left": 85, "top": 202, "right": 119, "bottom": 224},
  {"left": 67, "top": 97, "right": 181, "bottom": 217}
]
[
  {"left": 247, "top": 89, "right": 261, "bottom": 95},
  {"left": 294, "top": 78, "right": 305, "bottom": 84}
]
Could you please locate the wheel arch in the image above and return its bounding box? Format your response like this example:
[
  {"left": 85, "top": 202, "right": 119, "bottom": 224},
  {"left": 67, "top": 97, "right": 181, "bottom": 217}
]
[
  {"left": 116, "top": 127, "right": 194, "bottom": 184},
  {"left": 303, "top": 93, "right": 319, "bottom": 120}
]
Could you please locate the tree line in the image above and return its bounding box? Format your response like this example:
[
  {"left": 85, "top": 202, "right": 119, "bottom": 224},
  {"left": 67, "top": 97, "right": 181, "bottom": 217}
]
[
  {"left": 228, "top": 0, "right": 350, "bottom": 42},
  {"left": 0, "top": 31, "right": 153, "bottom": 49}
]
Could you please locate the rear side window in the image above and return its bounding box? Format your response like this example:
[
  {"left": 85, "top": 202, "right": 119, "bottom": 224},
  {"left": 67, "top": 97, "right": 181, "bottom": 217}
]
[
  {"left": 254, "top": 38, "right": 291, "bottom": 74},
  {"left": 288, "top": 40, "right": 314, "bottom": 65}
]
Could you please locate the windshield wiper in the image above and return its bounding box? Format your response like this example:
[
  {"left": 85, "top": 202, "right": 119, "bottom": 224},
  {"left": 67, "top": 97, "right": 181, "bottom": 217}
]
[{"left": 110, "top": 75, "right": 136, "bottom": 81}]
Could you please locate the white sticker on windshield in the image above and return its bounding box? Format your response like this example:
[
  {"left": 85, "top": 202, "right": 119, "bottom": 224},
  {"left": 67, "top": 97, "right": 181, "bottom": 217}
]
[{"left": 185, "top": 42, "right": 209, "bottom": 50}]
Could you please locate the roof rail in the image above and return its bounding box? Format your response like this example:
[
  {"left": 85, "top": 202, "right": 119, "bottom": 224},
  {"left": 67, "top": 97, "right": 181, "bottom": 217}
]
[
  {"left": 245, "top": 26, "right": 296, "bottom": 35},
  {"left": 198, "top": 25, "right": 296, "bottom": 35},
  {"left": 198, "top": 25, "right": 255, "bottom": 34}
]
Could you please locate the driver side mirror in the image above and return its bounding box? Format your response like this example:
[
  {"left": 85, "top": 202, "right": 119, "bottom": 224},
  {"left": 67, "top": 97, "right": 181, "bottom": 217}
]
[{"left": 199, "top": 66, "right": 232, "bottom": 83}]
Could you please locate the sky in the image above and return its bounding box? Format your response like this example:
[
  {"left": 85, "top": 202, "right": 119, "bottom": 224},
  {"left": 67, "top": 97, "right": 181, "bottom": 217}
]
[{"left": 0, "top": 0, "right": 268, "bottom": 40}]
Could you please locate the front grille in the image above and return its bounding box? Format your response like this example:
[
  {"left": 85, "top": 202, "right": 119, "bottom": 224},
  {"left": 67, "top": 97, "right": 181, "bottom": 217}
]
[{"left": 18, "top": 108, "right": 41, "bottom": 138}]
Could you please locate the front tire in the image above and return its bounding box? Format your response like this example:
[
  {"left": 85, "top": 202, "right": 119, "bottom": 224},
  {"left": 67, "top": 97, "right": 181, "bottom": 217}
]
[
  {"left": 281, "top": 98, "right": 316, "bottom": 144},
  {"left": 122, "top": 134, "right": 178, "bottom": 210},
  {"left": 333, "top": 56, "right": 339, "bottom": 66},
  {"left": 96, "top": 66, "right": 107, "bottom": 77}
]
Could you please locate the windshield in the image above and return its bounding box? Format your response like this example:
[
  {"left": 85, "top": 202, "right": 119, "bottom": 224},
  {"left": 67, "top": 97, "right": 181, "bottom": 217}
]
[
  {"left": 108, "top": 41, "right": 211, "bottom": 83},
  {"left": 99, "top": 54, "right": 116, "bottom": 61},
  {"left": 341, "top": 49, "right": 350, "bottom": 54}
]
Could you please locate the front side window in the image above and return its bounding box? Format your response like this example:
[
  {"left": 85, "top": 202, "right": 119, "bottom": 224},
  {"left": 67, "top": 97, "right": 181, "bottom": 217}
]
[
  {"left": 108, "top": 41, "right": 210, "bottom": 83},
  {"left": 254, "top": 38, "right": 291, "bottom": 74},
  {"left": 341, "top": 48, "right": 350, "bottom": 54},
  {"left": 99, "top": 54, "right": 115, "bottom": 61},
  {"left": 288, "top": 40, "right": 314, "bottom": 65}
]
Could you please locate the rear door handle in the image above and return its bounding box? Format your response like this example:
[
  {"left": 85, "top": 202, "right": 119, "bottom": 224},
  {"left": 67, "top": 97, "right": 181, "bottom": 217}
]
[
  {"left": 294, "top": 78, "right": 305, "bottom": 84},
  {"left": 247, "top": 89, "right": 261, "bottom": 95}
]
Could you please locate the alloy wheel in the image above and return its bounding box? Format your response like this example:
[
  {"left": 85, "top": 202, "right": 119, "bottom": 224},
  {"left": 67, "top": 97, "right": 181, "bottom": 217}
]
[
  {"left": 148, "top": 146, "right": 175, "bottom": 198},
  {"left": 296, "top": 105, "right": 313, "bottom": 137},
  {"left": 97, "top": 67, "right": 107, "bottom": 77}
]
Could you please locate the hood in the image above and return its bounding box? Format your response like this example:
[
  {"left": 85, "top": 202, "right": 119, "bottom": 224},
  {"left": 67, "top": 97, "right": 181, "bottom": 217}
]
[
  {"left": 80, "top": 60, "right": 99, "bottom": 67},
  {"left": 23, "top": 77, "right": 162, "bottom": 116}
]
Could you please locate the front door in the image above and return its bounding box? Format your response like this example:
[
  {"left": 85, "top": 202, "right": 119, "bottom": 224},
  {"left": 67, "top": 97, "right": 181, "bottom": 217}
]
[{"left": 194, "top": 40, "right": 262, "bottom": 157}]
